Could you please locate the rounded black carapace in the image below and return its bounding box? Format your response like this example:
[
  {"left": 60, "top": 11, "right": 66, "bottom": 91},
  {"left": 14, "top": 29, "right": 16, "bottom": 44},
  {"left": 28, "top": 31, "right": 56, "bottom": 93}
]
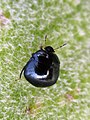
[{"left": 20, "top": 36, "right": 66, "bottom": 87}]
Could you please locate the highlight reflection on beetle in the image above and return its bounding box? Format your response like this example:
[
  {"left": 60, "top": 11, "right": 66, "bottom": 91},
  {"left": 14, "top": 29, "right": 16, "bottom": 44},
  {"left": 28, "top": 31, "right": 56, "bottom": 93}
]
[{"left": 20, "top": 36, "right": 66, "bottom": 87}]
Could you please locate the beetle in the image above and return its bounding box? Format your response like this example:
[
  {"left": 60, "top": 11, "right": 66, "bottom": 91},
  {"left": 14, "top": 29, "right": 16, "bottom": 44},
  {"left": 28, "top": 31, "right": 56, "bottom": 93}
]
[{"left": 20, "top": 36, "right": 66, "bottom": 87}]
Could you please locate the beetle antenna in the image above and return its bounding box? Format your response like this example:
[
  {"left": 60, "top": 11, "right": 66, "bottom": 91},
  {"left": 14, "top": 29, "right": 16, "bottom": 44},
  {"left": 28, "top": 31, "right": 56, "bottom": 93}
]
[
  {"left": 54, "top": 42, "right": 67, "bottom": 50},
  {"left": 45, "top": 35, "right": 47, "bottom": 47},
  {"left": 39, "top": 35, "right": 47, "bottom": 49}
]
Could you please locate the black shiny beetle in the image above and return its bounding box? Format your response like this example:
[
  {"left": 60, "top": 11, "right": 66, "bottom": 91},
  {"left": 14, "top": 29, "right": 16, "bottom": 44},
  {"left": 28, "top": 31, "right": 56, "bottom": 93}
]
[{"left": 20, "top": 36, "right": 66, "bottom": 87}]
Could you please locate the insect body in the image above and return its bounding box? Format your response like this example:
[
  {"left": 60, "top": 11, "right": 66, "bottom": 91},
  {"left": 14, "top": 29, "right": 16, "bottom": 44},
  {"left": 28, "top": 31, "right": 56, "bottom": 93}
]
[{"left": 20, "top": 46, "right": 60, "bottom": 87}]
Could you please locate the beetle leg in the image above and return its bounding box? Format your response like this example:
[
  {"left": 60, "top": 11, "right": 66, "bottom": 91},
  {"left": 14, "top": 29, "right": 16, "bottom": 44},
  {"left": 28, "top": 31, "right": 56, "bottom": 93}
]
[{"left": 19, "top": 66, "right": 25, "bottom": 79}]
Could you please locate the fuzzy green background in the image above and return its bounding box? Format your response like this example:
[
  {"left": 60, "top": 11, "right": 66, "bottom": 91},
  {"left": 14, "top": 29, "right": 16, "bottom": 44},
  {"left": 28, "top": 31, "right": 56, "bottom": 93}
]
[{"left": 0, "top": 0, "right": 90, "bottom": 120}]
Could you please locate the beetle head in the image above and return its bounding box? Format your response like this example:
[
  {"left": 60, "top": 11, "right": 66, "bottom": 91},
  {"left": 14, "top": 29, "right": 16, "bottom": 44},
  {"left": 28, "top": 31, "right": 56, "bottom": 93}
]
[{"left": 44, "top": 46, "right": 55, "bottom": 53}]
